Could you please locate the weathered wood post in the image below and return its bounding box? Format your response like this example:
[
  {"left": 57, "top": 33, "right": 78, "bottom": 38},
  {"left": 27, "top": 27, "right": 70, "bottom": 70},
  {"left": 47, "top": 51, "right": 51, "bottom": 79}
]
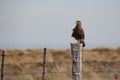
[
  {"left": 1, "top": 50, "right": 5, "bottom": 80},
  {"left": 71, "top": 43, "right": 83, "bottom": 80},
  {"left": 42, "top": 48, "right": 47, "bottom": 80}
]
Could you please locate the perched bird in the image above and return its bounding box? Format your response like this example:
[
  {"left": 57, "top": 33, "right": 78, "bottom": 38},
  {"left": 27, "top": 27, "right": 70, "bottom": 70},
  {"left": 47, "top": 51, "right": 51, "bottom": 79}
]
[{"left": 72, "top": 21, "right": 85, "bottom": 47}]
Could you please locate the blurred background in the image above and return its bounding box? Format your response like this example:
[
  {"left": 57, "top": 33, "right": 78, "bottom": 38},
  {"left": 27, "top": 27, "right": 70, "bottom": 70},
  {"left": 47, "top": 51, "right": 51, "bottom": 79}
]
[{"left": 0, "top": 0, "right": 120, "bottom": 49}]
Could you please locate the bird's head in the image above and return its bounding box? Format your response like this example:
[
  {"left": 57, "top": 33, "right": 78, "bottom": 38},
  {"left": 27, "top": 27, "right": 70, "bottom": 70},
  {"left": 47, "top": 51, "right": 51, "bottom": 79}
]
[{"left": 76, "top": 21, "right": 81, "bottom": 27}]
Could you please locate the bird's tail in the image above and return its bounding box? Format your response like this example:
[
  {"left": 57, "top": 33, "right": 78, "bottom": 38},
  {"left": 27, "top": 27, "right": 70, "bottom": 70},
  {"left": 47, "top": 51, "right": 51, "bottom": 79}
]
[
  {"left": 78, "top": 39, "right": 85, "bottom": 47},
  {"left": 82, "top": 42, "right": 85, "bottom": 47}
]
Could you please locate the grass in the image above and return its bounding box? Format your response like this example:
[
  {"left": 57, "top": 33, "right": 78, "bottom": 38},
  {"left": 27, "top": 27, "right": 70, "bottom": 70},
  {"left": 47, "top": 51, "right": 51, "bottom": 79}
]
[{"left": 0, "top": 47, "right": 120, "bottom": 80}]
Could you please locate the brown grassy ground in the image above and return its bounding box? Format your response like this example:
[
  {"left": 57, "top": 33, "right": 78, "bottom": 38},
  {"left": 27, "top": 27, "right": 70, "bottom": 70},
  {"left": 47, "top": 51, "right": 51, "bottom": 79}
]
[{"left": 0, "top": 47, "right": 120, "bottom": 80}]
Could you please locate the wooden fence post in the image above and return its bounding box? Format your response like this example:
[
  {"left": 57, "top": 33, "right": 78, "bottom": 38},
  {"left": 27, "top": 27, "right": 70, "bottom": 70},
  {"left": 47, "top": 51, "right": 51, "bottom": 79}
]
[
  {"left": 42, "top": 48, "right": 47, "bottom": 80},
  {"left": 1, "top": 50, "right": 5, "bottom": 80},
  {"left": 71, "top": 43, "right": 83, "bottom": 80}
]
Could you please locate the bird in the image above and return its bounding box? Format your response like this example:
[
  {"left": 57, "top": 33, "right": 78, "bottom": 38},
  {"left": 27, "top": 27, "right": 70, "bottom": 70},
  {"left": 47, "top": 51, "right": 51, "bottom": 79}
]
[{"left": 71, "top": 21, "right": 85, "bottom": 47}]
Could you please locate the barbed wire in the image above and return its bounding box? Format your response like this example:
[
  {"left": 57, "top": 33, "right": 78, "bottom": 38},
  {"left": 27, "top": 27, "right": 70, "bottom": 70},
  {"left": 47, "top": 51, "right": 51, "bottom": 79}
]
[
  {"left": 0, "top": 49, "right": 120, "bottom": 56},
  {"left": 3, "top": 71, "right": 120, "bottom": 76},
  {"left": 0, "top": 62, "right": 43, "bottom": 65},
  {"left": 4, "top": 73, "right": 43, "bottom": 76},
  {"left": 0, "top": 54, "right": 119, "bottom": 57},
  {"left": 0, "top": 52, "right": 43, "bottom": 56},
  {"left": 1, "top": 61, "right": 120, "bottom": 65}
]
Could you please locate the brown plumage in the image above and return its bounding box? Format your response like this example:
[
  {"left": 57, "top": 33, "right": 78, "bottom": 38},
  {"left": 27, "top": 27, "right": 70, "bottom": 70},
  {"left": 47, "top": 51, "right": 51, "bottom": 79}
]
[{"left": 72, "top": 21, "right": 85, "bottom": 47}]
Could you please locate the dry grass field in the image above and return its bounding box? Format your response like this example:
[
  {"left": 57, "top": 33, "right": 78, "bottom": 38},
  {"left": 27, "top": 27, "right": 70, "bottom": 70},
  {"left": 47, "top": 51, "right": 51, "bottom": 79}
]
[{"left": 0, "top": 47, "right": 120, "bottom": 80}]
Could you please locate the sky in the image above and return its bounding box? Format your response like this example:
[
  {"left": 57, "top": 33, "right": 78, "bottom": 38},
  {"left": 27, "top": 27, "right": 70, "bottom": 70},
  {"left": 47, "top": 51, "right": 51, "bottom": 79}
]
[{"left": 0, "top": 0, "right": 120, "bottom": 49}]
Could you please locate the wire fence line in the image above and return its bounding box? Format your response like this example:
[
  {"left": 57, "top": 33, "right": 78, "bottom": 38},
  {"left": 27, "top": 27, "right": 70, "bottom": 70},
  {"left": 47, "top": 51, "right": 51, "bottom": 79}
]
[
  {"left": 0, "top": 49, "right": 119, "bottom": 55},
  {"left": 0, "top": 48, "right": 120, "bottom": 80},
  {"left": 0, "top": 52, "right": 43, "bottom": 56}
]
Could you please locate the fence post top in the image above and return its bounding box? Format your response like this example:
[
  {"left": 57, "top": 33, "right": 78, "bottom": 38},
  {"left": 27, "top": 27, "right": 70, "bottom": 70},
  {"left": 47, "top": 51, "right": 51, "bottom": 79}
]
[{"left": 70, "top": 43, "right": 83, "bottom": 52}]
